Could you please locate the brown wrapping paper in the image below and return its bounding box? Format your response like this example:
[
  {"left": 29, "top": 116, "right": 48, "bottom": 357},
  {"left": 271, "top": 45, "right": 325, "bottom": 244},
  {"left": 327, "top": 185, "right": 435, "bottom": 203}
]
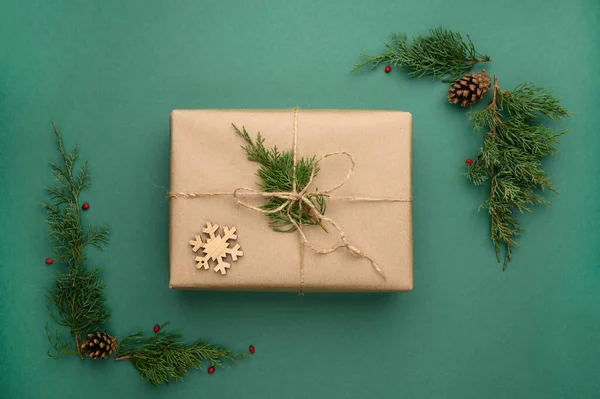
[{"left": 169, "top": 109, "right": 413, "bottom": 292}]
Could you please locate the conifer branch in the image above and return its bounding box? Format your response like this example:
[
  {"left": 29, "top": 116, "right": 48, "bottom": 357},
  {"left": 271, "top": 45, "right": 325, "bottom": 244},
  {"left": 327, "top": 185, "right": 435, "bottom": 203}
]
[
  {"left": 42, "top": 126, "right": 247, "bottom": 384},
  {"left": 354, "top": 27, "right": 571, "bottom": 270},
  {"left": 43, "top": 124, "right": 110, "bottom": 359},
  {"left": 352, "top": 28, "right": 491, "bottom": 80},
  {"left": 466, "top": 76, "right": 571, "bottom": 268},
  {"left": 115, "top": 323, "right": 248, "bottom": 386}
]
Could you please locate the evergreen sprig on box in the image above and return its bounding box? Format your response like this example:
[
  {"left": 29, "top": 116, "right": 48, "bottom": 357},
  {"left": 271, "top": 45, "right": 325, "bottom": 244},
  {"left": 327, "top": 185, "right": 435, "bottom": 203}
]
[{"left": 233, "top": 124, "right": 327, "bottom": 232}]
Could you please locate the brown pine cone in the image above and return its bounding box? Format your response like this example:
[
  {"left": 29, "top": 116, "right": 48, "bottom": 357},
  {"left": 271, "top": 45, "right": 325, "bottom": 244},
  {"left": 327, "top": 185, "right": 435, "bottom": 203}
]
[
  {"left": 447, "top": 69, "right": 491, "bottom": 107},
  {"left": 81, "top": 331, "right": 117, "bottom": 360}
]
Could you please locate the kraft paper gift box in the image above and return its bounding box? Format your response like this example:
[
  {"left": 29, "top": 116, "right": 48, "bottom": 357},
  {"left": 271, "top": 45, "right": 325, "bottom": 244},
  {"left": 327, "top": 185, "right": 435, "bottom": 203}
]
[{"left": 169, "top": 109, "right": 413, "bottom": 292}]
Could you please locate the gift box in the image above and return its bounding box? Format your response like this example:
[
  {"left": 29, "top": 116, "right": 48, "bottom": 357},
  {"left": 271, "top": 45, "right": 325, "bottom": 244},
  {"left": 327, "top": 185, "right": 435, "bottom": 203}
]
[{"left": 169, "top": 109, "right": 413, "bottom": 292}]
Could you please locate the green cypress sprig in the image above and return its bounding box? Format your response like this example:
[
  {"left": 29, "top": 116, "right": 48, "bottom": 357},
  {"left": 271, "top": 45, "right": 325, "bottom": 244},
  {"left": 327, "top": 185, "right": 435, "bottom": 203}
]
[
  {"left": 465, "top": 77, "right": 571, "bottom": 268},
  {"left": 42, "top": 125, "right": 247, "bottom": 385},
  {"left": 232, "top": 124, "right": 327, "bottom": 232},
  {"left": 43, "top": 124, "right": 110, "bottom": 358},
  {"left": 353, "top": 27, "right": 571, "bottom": 270},
  {"left": 115, "top": 323, "right": 248, "bottom": 386},
  {"left": 352, "top": 27, "right": 491, "bottom": 80}
]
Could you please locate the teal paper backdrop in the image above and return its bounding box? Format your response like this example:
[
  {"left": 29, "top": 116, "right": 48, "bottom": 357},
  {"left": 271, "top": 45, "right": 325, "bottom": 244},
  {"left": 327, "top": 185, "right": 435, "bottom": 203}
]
[{"left": 1, "top": 1, "right": 599, "bottom": 398}]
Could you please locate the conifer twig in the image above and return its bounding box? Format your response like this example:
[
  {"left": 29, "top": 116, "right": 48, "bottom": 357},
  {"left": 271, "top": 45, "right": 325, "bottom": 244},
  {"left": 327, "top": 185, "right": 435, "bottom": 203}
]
[
  {"left": 466, "top": 76, "right": 571, "bottom": 268},
  {"left": 43, "top": 125, "right": 110, "bottom": 359},
  {"left": 115, "top": 323, "right": 248, "bottom": 386},
  {"left": 43, "top": 126, "right": 247, "bottom": 385},
  {"left": 352, "top": 28, "right": 491, "bottom": 80}
]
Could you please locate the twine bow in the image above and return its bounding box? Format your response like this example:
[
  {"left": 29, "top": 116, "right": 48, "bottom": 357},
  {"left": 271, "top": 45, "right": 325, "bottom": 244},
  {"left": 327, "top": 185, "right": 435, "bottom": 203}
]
[{"left": 232, "top": 108, "right": 386, "bottom": 280}]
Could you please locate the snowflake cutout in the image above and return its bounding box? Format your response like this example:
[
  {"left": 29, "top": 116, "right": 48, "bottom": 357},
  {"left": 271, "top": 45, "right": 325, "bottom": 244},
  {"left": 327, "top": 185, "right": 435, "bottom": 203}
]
[{"left": 189, "top": 221, "right": 243, "bottom": 275}]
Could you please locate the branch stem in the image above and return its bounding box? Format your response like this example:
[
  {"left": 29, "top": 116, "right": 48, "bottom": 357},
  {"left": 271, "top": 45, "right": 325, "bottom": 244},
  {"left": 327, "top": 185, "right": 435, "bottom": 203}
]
[
  {"left": 490, "top": 75, "right": 499, "bottom": 184},
  {"left": 489, "top": 75, "right": 500, "bottom": 251},
  {"left": 452, "top": 58, "right": 492, "bottom": 63},
  {"left": 115, "top": 355, "right": 133, "bottom": 361},
  {"left": 75, "top": 333, "right": 83, "bottom": 359}
]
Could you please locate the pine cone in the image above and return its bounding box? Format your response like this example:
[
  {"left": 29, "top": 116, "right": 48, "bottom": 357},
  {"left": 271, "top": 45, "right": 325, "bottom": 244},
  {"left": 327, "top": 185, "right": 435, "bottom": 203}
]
[
  {"left": 81, "top": 332, "right": 117, "bottom": 360},
  {"left": 447, "top": 69, "right": 491, "bottom": 107}
]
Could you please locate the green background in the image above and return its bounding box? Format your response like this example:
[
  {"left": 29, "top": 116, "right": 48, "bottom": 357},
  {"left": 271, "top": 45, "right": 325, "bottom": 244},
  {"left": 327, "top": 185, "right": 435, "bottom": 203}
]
[{"left": 1, "top": 0, "right": 599, "bottom": 398}]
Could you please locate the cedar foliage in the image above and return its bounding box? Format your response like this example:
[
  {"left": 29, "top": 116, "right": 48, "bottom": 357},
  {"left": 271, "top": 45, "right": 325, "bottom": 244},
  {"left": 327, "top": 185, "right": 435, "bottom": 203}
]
[
  {"left": 352, "top": 27, "right": 491, "bottom": 80},
  {"left": 115, "top": 323, "right": 247, "bottom": 386},
  {"left": 354, "top": 27, "right": 571, "bottom": 268},
  {"left": 43, "top": 123, "right": 109, "bottom": 359},
  {"left": 43, "top": 125, "right": 246, "bottom": 385},
  {"left": 465, "top": 77, "right": 570, "bottom": 268}
]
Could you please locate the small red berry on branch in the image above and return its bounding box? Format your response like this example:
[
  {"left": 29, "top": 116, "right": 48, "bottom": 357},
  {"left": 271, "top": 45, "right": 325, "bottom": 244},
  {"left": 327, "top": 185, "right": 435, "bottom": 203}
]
[
  {"left": 384, "top": 65, "right": 392, "bottom": 73},
  {"left": 45, "top": 258, "right": 53, "bottom": 265},
  {"left": 249, "top": 345, "right": 255, "bottom": 354},
  {"left": 465, "top": 159, "right": 473, "bottom": 165},
  {"left": 208, "top": 366, "right": 215, "bottom": 374},
  {"left": 82, "top": 203, "right": 90, "bottom": 210},
  {"left": 153, "top": 324, "right": 160, "bottom": 333}
]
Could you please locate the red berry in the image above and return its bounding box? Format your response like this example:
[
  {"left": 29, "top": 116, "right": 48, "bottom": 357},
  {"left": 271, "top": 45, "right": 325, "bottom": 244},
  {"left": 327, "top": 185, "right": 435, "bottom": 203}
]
[
  {"left": 384, "top": 65, "right": 392, "bottom": 73},
  {"left": 208, "top": 366, "right": 215, "bottom": 374},
  {"left": 466, "top": 159, "right": 473, "bottom": 165},
  {"left": 153, "top": 324, "right": 160, "bottom": 333},
  {"left": 82, "top": 203, "right": 90, "bottom": 210},
  {"left": 45, "top": 258, "right": 53, "bottom": 265},
  {"left": 249, "top": 345, "right": 255, "bottom": 354}
]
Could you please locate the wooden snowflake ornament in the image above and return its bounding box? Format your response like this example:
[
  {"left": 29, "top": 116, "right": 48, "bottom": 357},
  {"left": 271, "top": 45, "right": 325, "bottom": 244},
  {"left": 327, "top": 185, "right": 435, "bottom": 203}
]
[{"left": 189, "top": 222, "right": 243, "bottom": 275}]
